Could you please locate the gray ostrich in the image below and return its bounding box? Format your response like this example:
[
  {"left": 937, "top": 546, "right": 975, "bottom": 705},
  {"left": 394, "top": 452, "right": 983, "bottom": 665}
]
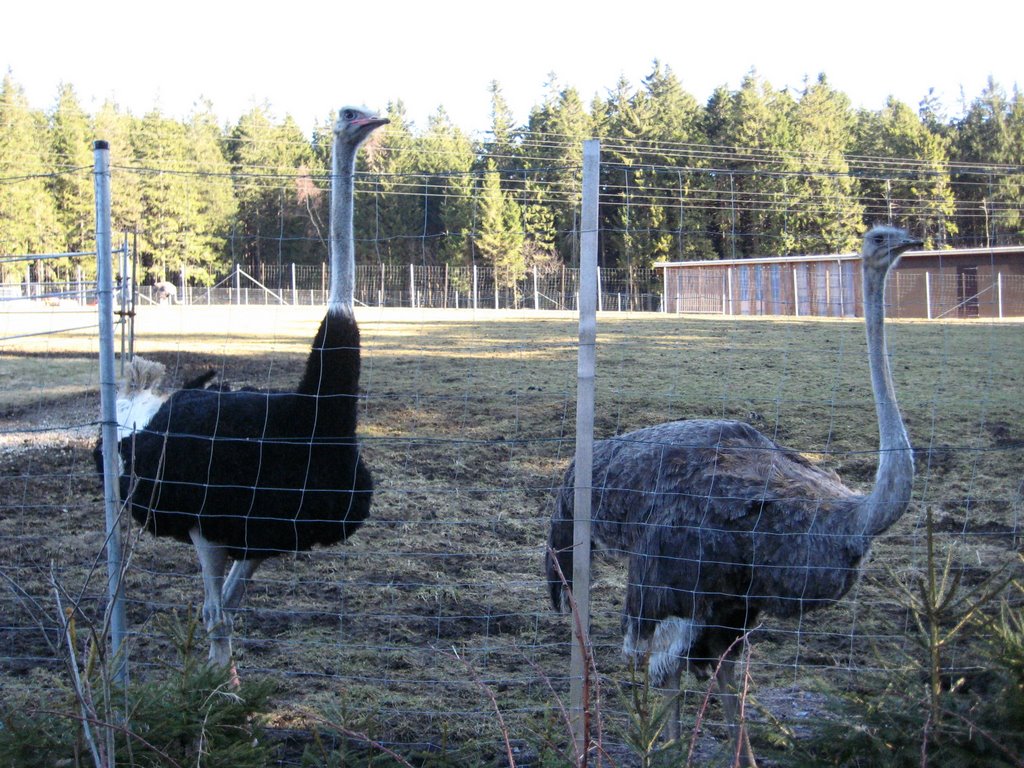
[
  {"left": 116, "top": 106, "right": 387, "bottom": 674},
  {"left": 547, "top": 226, "right": 921, "bottom": 763}
]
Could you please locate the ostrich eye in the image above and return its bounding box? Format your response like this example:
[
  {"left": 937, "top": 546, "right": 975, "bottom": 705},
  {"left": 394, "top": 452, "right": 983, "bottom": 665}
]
[
  {"left": 873, "top": 235, "right": 884, "bottom": 245},
  {"left": 342, "top": 109, "right": 357, "bottom": 121}
]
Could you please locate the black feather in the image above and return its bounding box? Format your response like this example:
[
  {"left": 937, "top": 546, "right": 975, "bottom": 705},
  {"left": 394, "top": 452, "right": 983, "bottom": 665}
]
[{"left": 121, "top": 309, "right": 372, "bottom": 560}]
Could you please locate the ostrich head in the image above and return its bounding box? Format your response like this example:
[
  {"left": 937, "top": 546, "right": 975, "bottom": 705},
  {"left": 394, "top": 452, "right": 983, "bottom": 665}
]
[
  {"left": 334, "top": 106, "right": 389, "bottom": 148},
  {"left": 861, "top": 225, "right": 922, "bottom": 273}
]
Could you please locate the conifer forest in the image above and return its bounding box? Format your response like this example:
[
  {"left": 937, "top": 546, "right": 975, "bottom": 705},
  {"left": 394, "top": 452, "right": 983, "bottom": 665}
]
[{"left": 1, "top": 64, "right": 1022, "bottom": 290}]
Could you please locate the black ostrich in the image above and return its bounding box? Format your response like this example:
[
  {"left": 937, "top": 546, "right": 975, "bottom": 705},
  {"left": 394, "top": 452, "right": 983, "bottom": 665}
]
[
  {"left": 547, "top": 226, "right": 921, "bottom": 763},
  {"left": 117, "top": 106, "right": 387, "bottom": 672}
]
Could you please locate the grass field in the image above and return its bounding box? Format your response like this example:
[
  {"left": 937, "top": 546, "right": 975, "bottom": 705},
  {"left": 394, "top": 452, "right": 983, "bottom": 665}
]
[{"left": 1, "top": 304, "right": 1022, "bottom": 764}]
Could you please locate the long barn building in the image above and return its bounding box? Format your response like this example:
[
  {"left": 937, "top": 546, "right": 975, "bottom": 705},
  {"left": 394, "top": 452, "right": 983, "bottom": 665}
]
[{"left": 654, "top": 244, "right": 1024, "bottom": 319}]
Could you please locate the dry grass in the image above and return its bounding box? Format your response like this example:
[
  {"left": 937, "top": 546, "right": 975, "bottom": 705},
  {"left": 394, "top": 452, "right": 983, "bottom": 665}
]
[{"left": 1, "top": 304, "right": 1022, "bottom": 761}]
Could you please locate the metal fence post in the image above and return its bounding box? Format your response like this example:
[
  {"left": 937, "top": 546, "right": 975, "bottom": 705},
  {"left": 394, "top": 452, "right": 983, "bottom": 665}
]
[
  {"left": 117, "top": 240, "right": 130, "bottom": 375},
  {"left": 570, "top": 138, "right": 599, "bottom": 754},
  {"left": 94, "top": 140, "right": 128, "bottom": 684},
  {"left": 662, "top": 268, "right": 669, "bottom": 313},
  {"left": 792, "top": 267, "right": 800, "bottom": 317}
]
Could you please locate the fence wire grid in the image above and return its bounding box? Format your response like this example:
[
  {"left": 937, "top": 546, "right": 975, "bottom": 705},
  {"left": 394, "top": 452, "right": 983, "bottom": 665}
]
[{"left": 1, "top": 143, "right": 1023, "bottom": 765}]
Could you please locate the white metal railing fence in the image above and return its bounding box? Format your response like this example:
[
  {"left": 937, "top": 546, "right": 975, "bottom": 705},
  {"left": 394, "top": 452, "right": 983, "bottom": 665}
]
[
  {"left": 10, "top": 260, "right": 1022, "bottom": 319},
  {"left": 180, "top": 262, "right": 662, "bottom": 312}
]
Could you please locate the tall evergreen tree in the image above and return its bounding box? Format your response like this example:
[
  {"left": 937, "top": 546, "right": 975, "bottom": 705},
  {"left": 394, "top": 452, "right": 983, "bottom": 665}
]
[
  {"left": 599, "top": 75, "right": 644, "bottom": 272},
  {"left": 642, "top": 63, "right": 716, "bottom": 261},
  {"left": 131, "top": 107, "right": 193, "bottom": 281},
  {"left": 475, "top": 160, "right": 525, "bottom": 297},
  {"left": 999, "top": 87, "right": 1024, "bottom": 240},
  {"left": 94, "top": 100, "right": 145, "bottom": 243},
  {"left": 0, "top": 73, "right": 60, "bottom": 282},
  {"left": 483, "top": 81, "right": 518, "bottom": 173},
  {"left": 955, "top": 78, "right": 1024, "bottom": 245},
  {"left": 227, "top": 105, "right": 318, "bottom": 277},
  {"left": 49, "top": 84, "right": 94, "bottom": 255},
  {"left": 522, "top": 78, "right": 590, "bottom": 266},
  {"left": 918, "top": 87, "right": 949, "bottom": 136},
  {"left": 953, "top": 78, "right": 1008, "bottom": 246},
  {"left": 228, "top": 104, "right": 283, "bottom": 270},
  {"left": 706, "top": 71, "right": 797, "bottom": 257},
  {"left": 599, "top": 62, "right": 714, "bottom": 290},
  {"left": 181, "top": 99, "right": 238, "bottom": 283},
  {"left": 415, "top": 106, "right": 475, "bottom": 264},
  {"left": 273, "top": 114, "right": 318, "bottom": 272},
  {"left": 789, "top": 73, "right": 863, "bottom": 253},
  {"left": 853, "top": 97, "right": 956, "bottom": 247},
  {"left": 354, "top": 100, "right": 423, "bottom": 264}
]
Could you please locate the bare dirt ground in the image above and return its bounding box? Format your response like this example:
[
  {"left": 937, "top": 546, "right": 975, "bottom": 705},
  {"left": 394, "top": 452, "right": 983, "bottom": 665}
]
[{"left": 2, "top": 305, "right": 1022, "bottom": 765}]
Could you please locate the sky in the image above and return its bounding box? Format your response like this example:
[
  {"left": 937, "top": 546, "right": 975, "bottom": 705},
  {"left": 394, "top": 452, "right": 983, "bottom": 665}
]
[{"left": 4, "top": 1, "right": 1022, "bottom": 137}]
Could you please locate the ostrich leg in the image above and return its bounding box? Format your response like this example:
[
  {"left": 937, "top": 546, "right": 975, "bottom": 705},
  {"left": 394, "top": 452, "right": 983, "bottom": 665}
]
[
  {"left": 209, "top": 557, "right": 264, "bottom": 685},
  {"left": 189, "top": 529, "right": 231, "bottom": 667},
  {"left": 716, "top": 656, "right": 757, "bottom": 767},
  {"left": 664, "top": 666, "right": 683, "bottom": 742},
  {"left": 222, "top": 557, "right": 263, "bottom": 615}
]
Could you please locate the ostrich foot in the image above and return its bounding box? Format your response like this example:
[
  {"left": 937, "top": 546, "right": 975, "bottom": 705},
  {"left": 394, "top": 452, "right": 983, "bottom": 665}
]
[
  {"left": 207, "top": 633, "right": 241, "bottom": 687},
  {"left": 207, "top": 618, "right": 234, "bottom": 663},
  {"left": 724, "top": 722, "right": 757, "bottom": 768}
]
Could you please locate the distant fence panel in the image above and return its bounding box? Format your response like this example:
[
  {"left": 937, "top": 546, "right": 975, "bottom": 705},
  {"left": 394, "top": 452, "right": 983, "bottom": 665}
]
[
  {"left": 667, "top": 268, "right": 727, "bottom": 313},
  {"left": 1000, "top": 274, "right": 1024, "bottom": 317},
  {"left": 926, "top": 272, "right": 1024, "bottom": 319}
]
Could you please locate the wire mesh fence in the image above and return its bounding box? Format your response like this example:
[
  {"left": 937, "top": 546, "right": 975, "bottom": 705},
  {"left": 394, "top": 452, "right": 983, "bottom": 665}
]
[{"left": 1, "top": 139, "right": 1023, "bottom": 765}]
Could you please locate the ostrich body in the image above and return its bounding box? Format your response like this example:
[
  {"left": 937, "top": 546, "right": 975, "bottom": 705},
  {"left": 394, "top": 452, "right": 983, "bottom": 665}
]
[
  {"left": 153, "top": 280, "right": 177, "bottom": 304},
  {"left": 547, "top": 226, "right": 920, "bottom": 761},
  {"left": 118, "top": 107, "right": 387, "bottom": 670}
]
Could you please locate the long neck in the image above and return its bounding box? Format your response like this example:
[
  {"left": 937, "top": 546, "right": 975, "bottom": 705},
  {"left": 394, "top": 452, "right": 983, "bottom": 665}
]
[
  {"left": 298, "top": 133, "right": 361, "bottom": 433},
  {"left": 855, "top": 264, "right": 914, "bottom": 537},
  {"left": 296, "top": 309, "right": 361, "bottom": 433},
  {"left": 329, "top": 136, "right": 357, "bottom": 312}
]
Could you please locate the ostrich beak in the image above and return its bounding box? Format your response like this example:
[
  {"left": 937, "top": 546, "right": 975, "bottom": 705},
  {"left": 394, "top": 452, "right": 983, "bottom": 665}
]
[
  {"left": 894, "top": 235, "right": 923, "bottom": 254},
  {"left": 353, "top": 116, "right": 389, "bottom": 129}
]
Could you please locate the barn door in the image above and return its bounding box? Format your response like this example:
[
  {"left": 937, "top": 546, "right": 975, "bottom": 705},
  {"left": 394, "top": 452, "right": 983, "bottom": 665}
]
[{"left": 957, "top": 266, "right": 979, "bottom": 318}]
